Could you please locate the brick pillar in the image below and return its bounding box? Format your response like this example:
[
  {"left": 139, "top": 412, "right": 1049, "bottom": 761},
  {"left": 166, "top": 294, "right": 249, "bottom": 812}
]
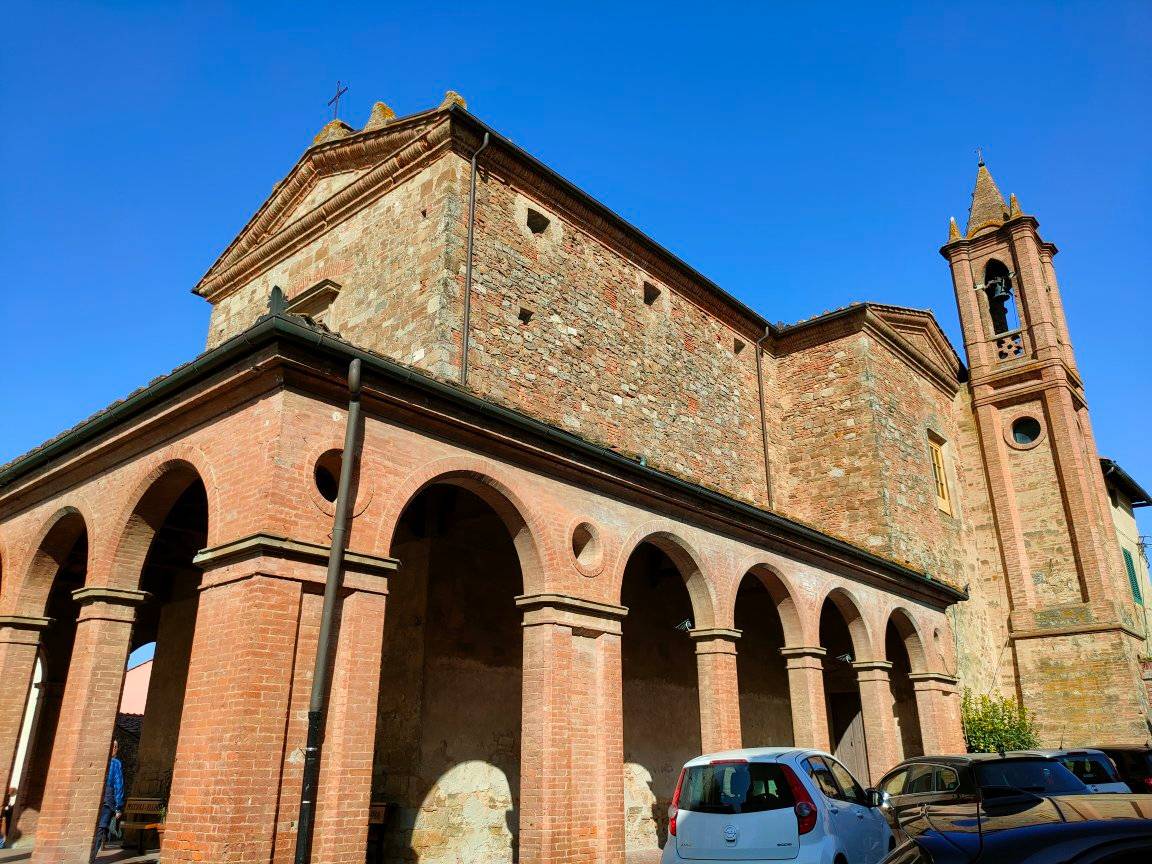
[
  {"left": 32, "top": 587, "right": 146, "bottom": 864},
  {"left": 313, "top": 582, "right": 389, "bottom": 863},
  {"left": 691, "top": 628, "right": 742, "bottom": 753},
  {"left": 162, "top": 533, "right": 397, "bottom": 864},
  {"left": 854, "top": 660, "right": 898, "bottom": 784},
  {"left": 0, "top": 615, "right": 50, "bottom": 797},
  {"left": 909, "top": 673, "right": 964, "bottom": 755},
  {"left": 517, "top": 593, "right": 627, "bottom": 864},
  {"left": 780, "top": 646, "right": 830, "bottom": 750}
]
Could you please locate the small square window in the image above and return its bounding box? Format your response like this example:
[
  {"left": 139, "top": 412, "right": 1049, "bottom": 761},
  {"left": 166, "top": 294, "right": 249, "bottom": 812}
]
[
  {"left": 733, "top": 338, "right": 746, "bottom": 355},
  {"left": 517, "top": 306, "right": 534, "bottom": 325},
  {"left": 643, "top": 281, "right": 661, "bottom": 306},
  {"left": 526, "top": 208, "right": 550, "bottom": 235},
  {"left": 929, "top": 435, "right": 952, "bottom": 515}
]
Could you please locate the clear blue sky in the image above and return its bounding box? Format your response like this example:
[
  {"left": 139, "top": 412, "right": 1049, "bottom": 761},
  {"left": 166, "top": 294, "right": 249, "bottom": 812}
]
[{"left": 1, "top": 2, "right": 1148, "bottom": 535}]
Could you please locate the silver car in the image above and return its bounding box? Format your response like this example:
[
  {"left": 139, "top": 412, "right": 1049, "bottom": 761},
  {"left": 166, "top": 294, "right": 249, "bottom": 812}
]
[
  {"left": 1021, "top": 748, "right": 1131, "bottom": 793},
  {"left": 662, "top": 747, "right": 893, "bottom": 863}
]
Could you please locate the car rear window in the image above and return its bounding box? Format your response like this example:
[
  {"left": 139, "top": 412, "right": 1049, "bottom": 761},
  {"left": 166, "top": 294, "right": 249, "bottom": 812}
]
[
  {"left": 1058, "top": 754, "right": 1120, "bottom": 784},
  {"left": 975, "top": 759, "right": 1086, "bottom": 794},
  {"left": 680, "top": 762, "right": 796, "bottom": 814}
]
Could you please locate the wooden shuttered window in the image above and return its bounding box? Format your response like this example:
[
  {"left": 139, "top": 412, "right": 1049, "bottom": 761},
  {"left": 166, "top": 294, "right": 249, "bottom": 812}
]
[
  {"left": 1122, "top": 547, "right": 1143, "bottom": 605},
  {"left": 929, "top": 436, "right": 952, "bottom": 514}
]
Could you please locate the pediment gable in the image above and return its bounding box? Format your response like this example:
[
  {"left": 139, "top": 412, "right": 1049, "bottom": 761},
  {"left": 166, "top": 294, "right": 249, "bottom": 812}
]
[
  {"left": 868, "top": 304, "right": 965, "bottom": 383},
  {"left": 194, "top": 108, "right": 450, "bottom": 300}
]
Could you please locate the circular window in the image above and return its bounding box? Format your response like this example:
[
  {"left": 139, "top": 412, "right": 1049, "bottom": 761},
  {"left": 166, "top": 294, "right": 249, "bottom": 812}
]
[
  {"left": 1011, "top": 417, "right": 1042, "bottom": 446},
  {"left": 314, "top": 450, "right": 343, "bottom": 502},
  {"left": 570, "top": 522, "right": 603, "bottom": 576}
]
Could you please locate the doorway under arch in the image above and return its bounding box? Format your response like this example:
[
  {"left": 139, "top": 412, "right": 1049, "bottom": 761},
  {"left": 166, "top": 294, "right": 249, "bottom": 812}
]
[{"left": 734, "top": 571, "right": 793, "bottom": 747}]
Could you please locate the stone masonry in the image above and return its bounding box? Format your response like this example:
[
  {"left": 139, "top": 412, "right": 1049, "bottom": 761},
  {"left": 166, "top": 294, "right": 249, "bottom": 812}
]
[{"left": 0, "top": 95, "right": 1145, "bottom": 864}]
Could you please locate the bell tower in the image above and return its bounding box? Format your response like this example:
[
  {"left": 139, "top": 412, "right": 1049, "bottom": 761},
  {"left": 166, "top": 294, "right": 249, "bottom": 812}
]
[{"left": 942, "top": 160, "right": 1150, "bottom": 744}]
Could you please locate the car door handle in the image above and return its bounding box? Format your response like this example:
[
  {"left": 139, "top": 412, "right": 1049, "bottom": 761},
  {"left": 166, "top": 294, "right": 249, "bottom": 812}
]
[{"left": 829, "top": 806, "right": 839, "bottom": 814}]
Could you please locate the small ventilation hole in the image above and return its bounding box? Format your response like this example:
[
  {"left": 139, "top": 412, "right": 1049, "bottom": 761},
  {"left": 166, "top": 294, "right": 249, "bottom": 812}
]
[
  {"left": 643, "top": 282, "right": 661, "bottom": 306},
  {"left": 518, "top": 306, "right": 534, "bottom": 325},
  {"left": 526, "top": 208, "right": 550, "bottom": 235},
  {"left": 733, "top": 338, "right": 746, "bottom": 355}
]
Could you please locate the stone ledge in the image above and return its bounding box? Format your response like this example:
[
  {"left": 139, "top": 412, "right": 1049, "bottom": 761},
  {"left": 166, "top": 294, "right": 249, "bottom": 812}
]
[
  {"left": 194, "top": 532, "right": 398, "bottom": 576},
  {"left": 71, "top": 587, "right": 149, "bottom": 606},
  {"left": 515, "top": 592, "right": 627, "bottom": 635},
  {"left": 0, "top": 615, "right": 52, "bottom": 631},
  {"left": 193, "top": 533, "right": 395, "bottom": 595}
]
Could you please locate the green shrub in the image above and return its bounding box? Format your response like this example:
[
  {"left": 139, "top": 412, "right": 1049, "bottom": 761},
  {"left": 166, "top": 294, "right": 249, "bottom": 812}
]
[{"left": 961, "top": 688, "right": 1040, "bottom": 753}]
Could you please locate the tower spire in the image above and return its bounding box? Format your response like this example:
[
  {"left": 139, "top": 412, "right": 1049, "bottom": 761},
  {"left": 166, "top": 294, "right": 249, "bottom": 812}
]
[{"left": 966, "top": 159, "right": 1009, "bottom": 238}]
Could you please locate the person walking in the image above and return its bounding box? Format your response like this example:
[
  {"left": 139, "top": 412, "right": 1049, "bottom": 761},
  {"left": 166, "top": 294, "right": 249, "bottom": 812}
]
[{"left": 89, "top": 739, "right": 124, "bottom": 863}]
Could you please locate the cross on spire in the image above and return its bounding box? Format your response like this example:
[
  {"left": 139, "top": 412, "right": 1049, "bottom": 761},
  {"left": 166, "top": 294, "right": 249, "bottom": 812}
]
[
  {"left": 328, "top": 80, "right": 349, "bottom": 120},
  {"left": 976, "top": 145, "right": 984, "bottom": 166}
]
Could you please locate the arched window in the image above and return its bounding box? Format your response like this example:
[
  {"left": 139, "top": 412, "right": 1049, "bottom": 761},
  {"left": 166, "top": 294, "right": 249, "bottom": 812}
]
[{"left": 983, "top": 260, "right": 1019, "bottom": 335}]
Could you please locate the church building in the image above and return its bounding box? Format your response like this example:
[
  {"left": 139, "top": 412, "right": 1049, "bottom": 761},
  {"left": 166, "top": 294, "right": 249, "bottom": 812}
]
[{"left": 0, "top": 93, "right": 1146, "bottom": 864}]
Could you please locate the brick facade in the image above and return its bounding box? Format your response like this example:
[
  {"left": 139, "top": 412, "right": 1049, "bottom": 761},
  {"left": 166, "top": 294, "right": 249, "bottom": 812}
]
[{"left": 0, "top": 98, "right": 1142, "bottom": 863}]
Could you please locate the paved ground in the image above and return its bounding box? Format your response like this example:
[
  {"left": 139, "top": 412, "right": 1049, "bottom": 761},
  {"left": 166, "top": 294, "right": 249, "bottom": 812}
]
[{"left": 0, "top": 848, "right": 157, "bottom": 863}]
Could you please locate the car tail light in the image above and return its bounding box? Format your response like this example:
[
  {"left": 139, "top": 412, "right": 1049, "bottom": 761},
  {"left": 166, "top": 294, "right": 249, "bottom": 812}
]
[
  {"left": 781, "top": 764, "right": 818, "bottom": 835},
  {"left": 1143, "top": 776, "right": 1152, "bottom": 793},
  {"left": 668, "top": 768, "right": 686, "bottom": 837}
]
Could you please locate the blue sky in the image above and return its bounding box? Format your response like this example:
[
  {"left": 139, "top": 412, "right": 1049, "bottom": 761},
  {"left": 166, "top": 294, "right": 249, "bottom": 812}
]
[{"left": 1, "top": 2, "right": 1148, "bottom": 535}]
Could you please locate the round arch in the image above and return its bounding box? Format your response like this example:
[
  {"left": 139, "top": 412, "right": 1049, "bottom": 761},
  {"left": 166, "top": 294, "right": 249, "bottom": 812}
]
[
  {"left": 12, "top": 506, "right": 90, "bottom": 617},
  {"left": 730, "top": 560, "right": 804, "bottom": 646},
  {"left": 818, "top": 585, "right": 874, "bottom": 660},
  {"left": 613, "top": 525, "right": 716, "bottom": 630},
  {"left": 886, "top": 607, "right": 929, "bottom": 673},
  {"left": 375, "top": 459, "right": 549, "bottom": 596},
  {"left": 103, "top": 459, "right": 209, "bottom": 592}
]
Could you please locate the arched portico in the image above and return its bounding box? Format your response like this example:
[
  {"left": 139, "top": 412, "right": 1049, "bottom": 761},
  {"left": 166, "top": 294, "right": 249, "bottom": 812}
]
[
  {"left": 370, "top": 474, "right": 533, "bottom": 864},
  {"left": 733, "top": 564, "right": 799, "bottom": 748},
  {"left": 0, "top": 507, "right": 89, "bottom": 849},
  {"left": 886, "top": 608, "right": 927, "bottom": 761},
  {"left": 616, "top": 529, "right": 713, "bottom": 858},
  {"left": 31, "top": 462, "right": 209, "bottom": 863}
]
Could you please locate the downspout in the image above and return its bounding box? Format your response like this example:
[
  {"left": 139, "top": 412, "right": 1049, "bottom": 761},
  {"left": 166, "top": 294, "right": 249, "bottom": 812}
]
[
  {"left": 294, "top": 357, "right": 363, "bottom": 864},
  {"left": 460, "top": 131, "right": 490, "bottom": 387},
  {"left": 755, "top": 326, "right": 775, "bottom": 508}
]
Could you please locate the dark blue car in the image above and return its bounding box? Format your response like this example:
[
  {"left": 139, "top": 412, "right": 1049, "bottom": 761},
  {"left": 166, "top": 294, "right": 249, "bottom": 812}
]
[{"left": 881, "top": 792, "right": 1152, "bottom": 863}]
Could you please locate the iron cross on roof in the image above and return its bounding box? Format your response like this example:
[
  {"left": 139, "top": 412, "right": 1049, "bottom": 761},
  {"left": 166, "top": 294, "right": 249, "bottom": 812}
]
[{"left": 328, "top": 80, "right": 349, "bottom": 120}]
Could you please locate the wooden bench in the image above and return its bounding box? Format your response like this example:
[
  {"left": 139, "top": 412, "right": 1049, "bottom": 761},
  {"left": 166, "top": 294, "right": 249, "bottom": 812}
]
[{"left": 121, "top": 796, "right": 164, "bottom": 852}]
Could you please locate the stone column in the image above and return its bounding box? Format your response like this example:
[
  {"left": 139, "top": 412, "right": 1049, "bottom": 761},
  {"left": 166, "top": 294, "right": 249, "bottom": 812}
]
[
  {"left": 691, "top": 628, "right": 742, "bottom": 753},
  {"left": 909, "top": 672, "right": 964, "bottom": 755},
  {"left": 854, "top": 660, "right": 898, "bottom": 785},
  {"left": 162, "top": 533, "right": 397, "bottom": 864},
  {"left": 31, "top": 587, "right": 146, "bottom": 864},
  {"left": 780, "top": 646, "right": 830, "bottom": 750},
  {"left": 0, "top": 615, "right": 50, "bottom": 797},
  {"left": 517, "top": 593, "right": 627, "bottom": 864}
]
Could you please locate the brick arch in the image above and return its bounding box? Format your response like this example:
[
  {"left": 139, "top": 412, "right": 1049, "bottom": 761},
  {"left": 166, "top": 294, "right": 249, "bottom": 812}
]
[
  {"left": 613, "top": 524, "right": 717, "bottom": 630},
  {"left": 885, "top": 607, "right": 928, "bottom": 674},
  {"left": 374, "top": 457, "right": 549, "bottom": 596},
  {"left": 10, "top": 505, "right": 90, "bottom": 617},
  {"left": 99, "top": 458, "right": 210, "bottom": 592},
  {"left": 728, "top": 559, "right": 805, "bottom": 646},
  {"left": 818, "top": 585, "right": 874, "bottom": 660}
]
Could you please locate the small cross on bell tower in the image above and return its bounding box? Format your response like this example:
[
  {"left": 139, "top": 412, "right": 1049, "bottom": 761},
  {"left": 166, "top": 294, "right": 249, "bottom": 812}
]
[{"left": 327, "top": 80, "right": 349, "bottom": 120}]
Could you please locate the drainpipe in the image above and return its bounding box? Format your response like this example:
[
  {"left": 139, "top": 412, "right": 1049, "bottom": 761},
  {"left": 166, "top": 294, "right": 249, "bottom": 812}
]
[
  {"left": 755, "top": 326, "right": 774, "bottom": 508},
  {"left": 460, "top": 131, "right": 490, "bottom": 387},
  {"left": 294, "top": 357, "right": 363, "bottom": 864}
]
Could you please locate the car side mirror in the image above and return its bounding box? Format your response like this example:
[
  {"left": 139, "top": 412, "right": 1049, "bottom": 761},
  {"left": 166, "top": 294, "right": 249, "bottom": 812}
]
[{"left": 866, "top": 788, "right": 889, "bottom": 808}]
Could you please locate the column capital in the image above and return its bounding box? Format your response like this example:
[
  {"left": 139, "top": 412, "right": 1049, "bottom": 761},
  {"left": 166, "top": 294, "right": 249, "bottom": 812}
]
[
  {"left": 908, "top": 671, "right": 960, "bottom": 692},
  {"left": 690, "top": 628, "right": 741, "bottom": 656},
  {"left": 71, "top": 587, "right": 149, "bottom": 607},
  {"left": 0, "top": 614, "right": 53, "bottom": 647},
  {"left": 515, "top": 592, "right": 627, "bottom": 636},
  {"left": 71, "top": 587, "right": 149, "bottom": 624},
  {"left": 780, "top": 645, "right": 827, "bottom": 660},
  {"left": 193, "top": 532, "right": 395, "bottom": 596},
  {"left": 852, "top": 659, "right": 893, "bottom": 682}
]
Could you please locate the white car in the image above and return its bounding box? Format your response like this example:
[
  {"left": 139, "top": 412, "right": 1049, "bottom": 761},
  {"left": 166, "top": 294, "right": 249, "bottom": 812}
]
[
  {"left": 1022, "top": 748, "right": 1132, "bottom": 793},
  {"left": 661, "top": 747, "right": 893, "bottom": 863}
]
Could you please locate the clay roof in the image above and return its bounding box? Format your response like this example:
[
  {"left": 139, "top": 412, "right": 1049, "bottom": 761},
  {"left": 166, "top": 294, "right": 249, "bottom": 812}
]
[{"left": 966, "top": 161, "right": 1009, "bottom": 238}]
